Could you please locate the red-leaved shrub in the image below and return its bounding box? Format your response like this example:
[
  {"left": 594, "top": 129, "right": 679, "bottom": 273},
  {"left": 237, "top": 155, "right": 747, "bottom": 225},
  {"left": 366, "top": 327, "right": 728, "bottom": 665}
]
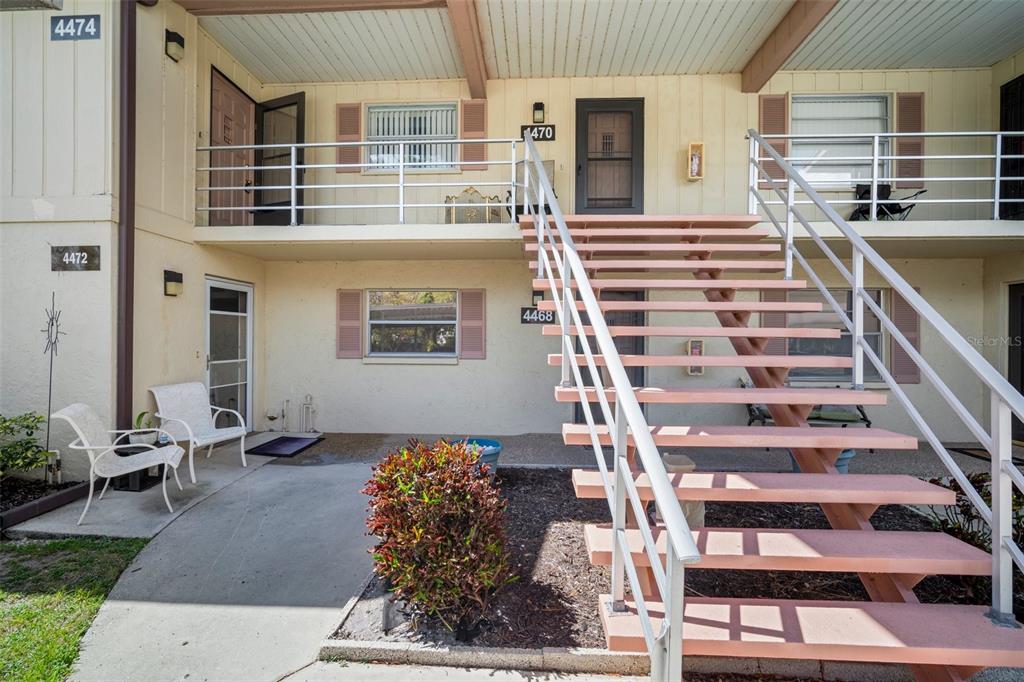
[{"left": 363, "top": 439, "right": 515, "bottom": 636}]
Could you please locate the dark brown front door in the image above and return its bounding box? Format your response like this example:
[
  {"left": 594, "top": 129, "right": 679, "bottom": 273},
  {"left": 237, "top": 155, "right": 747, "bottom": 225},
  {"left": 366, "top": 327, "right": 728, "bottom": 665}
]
[
  {"left": 1010, "top": 283, "right": 1024, "bottom": 441},
  {"left": 210, "top": 69, "right": 255, "bottom": 226},
  {"left": 575, "top": 99, "right": 644, "bottom": 214},
  {"left": 1000, "top": 74, "right": 1024, "bottom": 220}
]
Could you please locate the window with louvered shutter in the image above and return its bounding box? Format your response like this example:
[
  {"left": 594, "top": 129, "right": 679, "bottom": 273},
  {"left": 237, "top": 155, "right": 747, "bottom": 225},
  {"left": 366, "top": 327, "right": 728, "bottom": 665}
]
[
  {"left": 760, "top": 289, "right": 789, "bottom": 356},
  {"left": 461, "top": 99, "right": 487, "bottom": 171},
  {"left": 890, "top": 288, "right": 921, "bottom": 384},
  {"left": 895, "top": 93, "right": 925, "bottom": 189},
  {"left": 786, "top": 288, "right": 883, "bottom": 382},
  {"left": 336, "top": 290, "right": 363, "bottom": 358},
  {"left": 336, "top": 104, "right": 362, "bottom": 174},
  {"left": 367, "top": 290, "right": 457, "bottom": 356},
  {"left": 790, "top": 94, "right": 890, "bottom": 185},
  {"left": 458, "top": 289, "right": 486, "bottom": 359},
  {"left": 366, "top": 103, "right": 458, "bottom": 171},
  {"left": 758, "top": 94, "right": 788, "bottom": 189}
]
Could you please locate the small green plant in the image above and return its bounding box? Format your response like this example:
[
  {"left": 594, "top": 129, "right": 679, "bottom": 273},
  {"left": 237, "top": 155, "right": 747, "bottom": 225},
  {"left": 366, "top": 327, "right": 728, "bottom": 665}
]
[
  {"left": 134, "top": 411, "right": 154, "bottom": 430},
  {"left": 363, "top": 439, "right": 515, "bottom": 638},
  {"left": 0, "top": 413, "right": 48, "bottom": 480}
]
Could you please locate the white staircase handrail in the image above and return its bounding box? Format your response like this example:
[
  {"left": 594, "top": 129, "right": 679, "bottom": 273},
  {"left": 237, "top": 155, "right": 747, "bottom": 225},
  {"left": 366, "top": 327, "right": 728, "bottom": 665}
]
[{"left": 748, "top": 127, "right": 1024, "bottom": 626}]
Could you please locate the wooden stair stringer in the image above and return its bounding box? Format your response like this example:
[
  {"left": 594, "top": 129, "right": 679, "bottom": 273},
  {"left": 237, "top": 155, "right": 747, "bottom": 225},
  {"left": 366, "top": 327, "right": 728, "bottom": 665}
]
[{"left": 692, "top": 266, "right": 967, "bottom": 682}]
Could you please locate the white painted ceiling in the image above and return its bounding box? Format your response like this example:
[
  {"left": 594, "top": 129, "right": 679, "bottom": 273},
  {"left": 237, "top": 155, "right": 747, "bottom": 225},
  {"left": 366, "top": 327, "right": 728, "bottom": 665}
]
[
  {"left": 198, "top": 0, "right": 1024, "bottom": 85},
  {"left": 785, "top": 0, "right": 1024, "bottom": 71}
]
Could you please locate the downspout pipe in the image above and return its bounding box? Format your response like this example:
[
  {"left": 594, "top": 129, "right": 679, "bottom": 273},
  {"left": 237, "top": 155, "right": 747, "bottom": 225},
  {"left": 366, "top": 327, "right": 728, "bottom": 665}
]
[{"left": 116, "top": 0, "right": 137, "bottom": 431}]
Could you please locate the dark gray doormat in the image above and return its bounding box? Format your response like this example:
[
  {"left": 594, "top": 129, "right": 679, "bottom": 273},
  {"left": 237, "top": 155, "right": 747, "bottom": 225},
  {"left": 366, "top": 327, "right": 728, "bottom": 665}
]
[{"left": 246, "top": 436, "right": 323, "bottom": 457}]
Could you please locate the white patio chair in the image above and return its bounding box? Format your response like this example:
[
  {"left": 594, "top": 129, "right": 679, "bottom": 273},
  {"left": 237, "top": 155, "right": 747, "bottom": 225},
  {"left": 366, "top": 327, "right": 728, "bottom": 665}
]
[
  {"left": 150, "top": 382, "right": 247, "bottom": 484},
  {"left": 51, "top": 403, "right": 185, "bottom": 525}
]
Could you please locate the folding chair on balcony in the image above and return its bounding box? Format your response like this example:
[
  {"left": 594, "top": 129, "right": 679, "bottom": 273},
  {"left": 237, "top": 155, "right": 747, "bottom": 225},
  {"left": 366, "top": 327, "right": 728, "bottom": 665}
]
[{"left": 849, "top": 183, "right": 928, "bottom": 221}]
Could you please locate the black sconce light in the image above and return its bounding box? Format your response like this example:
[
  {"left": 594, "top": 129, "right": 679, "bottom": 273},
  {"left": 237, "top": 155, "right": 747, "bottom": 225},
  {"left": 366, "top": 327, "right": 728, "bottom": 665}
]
[
  {"left": 532, "top": 290, "right": 544, "bottom": 307},
  {"left": 165, "top": 29, "right": 185, "bottom": 63},
  {"left": 532, "top": 102, "right": 545, "bottom": 124},
  {"left": 164, "top": 270, "right": 183, "bottom": 297}
]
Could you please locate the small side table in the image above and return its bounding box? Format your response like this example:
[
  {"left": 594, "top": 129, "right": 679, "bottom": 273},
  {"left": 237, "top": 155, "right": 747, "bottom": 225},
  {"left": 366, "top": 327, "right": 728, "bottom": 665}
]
[{"left": 112, "top": 445, "right": 164, "bottom": 492}]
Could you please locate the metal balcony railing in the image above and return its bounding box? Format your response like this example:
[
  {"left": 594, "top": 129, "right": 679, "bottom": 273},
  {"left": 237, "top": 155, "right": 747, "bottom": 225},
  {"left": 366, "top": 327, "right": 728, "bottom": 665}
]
[
  {"left": 195, "top": 138, "right": 521, "bottom": 226},
  {"left": 748, "top": 128, "right": 1024, "bottom": 625},
  {"left": 748, "top": 131, "right": 1024, "bottom": 220},
  {"left": 522, "top": 135, "right": 701, "bottom": 682}
]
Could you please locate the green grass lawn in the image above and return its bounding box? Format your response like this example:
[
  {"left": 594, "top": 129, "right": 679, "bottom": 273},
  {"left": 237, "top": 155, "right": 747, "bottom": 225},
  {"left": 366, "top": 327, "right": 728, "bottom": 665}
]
[{"left": 0, "top": 537, "right": 147, "bottom": 682}]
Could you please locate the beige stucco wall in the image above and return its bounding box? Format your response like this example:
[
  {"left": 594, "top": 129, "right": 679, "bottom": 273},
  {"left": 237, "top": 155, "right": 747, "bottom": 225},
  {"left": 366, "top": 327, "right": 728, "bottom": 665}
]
[{"left": 263, "top": 259, "right": 564, "bottom": 434}]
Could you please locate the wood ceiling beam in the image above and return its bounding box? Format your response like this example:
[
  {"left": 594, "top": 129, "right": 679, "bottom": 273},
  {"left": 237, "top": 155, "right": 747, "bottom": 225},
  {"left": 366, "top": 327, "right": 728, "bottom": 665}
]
[
  {"left": 741, "top": 0, "right": 837, "bottom": 93},
  {"left": 445, "top": 0, "right": 488, "bottom": 99},
  {"left": 178, "top": 0, "right": 445, "bottom": 16}
]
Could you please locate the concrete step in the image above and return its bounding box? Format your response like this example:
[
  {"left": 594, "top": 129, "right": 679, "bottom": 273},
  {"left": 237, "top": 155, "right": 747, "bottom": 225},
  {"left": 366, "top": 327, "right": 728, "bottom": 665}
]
[
  {"left": 537, "top": 300, "right": 824, "bottom": 313},
  {"left": 524, "top": 242, "right": 780, "bottom": 254},
  {"left": 521, "top": 227, "right": 771, "bottom": 241},
  {"left": 578, "top": 259, "right": 786, "bottom": 272},
  {"left": 548, "top": 354, "right": 852, "bottom": 369},
  {"left": 598, "top": 595, "right": 1024, "bottom": 666},
  {"left": 583, "top": 524, "right": 990, "bottom": 575},
  {"left": 534, "top": 278, "right": 807, "bottom": 291},
  {"left": 570, "top": 469, "right": 957, "bottom": 505},
  {"left": 520, "top": 214, "right": 761, "bottom": 229},
  {"left": 542, "top": 325, "right": 839, "bottom": 339},
  {"left": 555, "top": 387, "right": 887, "bottom": 406},
  {"left": 561, "top": 424, "right": 918, "bottom": 450}
]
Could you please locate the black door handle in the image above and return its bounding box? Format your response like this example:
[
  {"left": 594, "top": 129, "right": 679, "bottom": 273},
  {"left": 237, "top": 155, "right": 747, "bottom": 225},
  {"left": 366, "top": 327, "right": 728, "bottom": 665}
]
[
  {"left": 244, "top": 180, "right": 253, "bottom": 194},
  {"left": 577, "top": 164, "right": 582, "bottom": 177}
]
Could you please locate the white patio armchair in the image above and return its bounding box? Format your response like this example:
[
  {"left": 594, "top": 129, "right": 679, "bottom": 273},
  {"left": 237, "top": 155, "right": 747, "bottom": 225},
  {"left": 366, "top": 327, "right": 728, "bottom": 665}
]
[
  {"left": 150, "top": 382, "right": 247, "bottom": 483},
  {"left": 51, "top": 403, "right": 185, "bottom": 525}
]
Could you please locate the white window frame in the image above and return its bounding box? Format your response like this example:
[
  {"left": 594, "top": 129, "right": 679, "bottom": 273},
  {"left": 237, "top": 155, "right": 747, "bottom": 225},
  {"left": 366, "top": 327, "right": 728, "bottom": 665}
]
[
  {"left": 790, "top": 94, "right": 891, "bottom": 189},
  {"left": 366, "top": 288, "right": 459, "bottom": 358},
  {"left": 365, "top": 102, "right": 459, "bottom": 173},
  {"left": 786, "top": 287, "right": 886, "bottom": 383}
]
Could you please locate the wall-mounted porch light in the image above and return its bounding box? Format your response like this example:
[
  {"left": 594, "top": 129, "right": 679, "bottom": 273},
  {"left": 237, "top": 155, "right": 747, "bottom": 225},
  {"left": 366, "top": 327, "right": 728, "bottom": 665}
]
[
  {"left": 164, "top": 270, "right": 183, "bottom": 297},
  {"left": 165, "top": 29, "right": 185, "bottom": 63},
  {"left": 532, "top": 102, "right": 545, "bottom": 124},
  {"left": 532, "top": 290, "right": 544, "bottom": 307}
]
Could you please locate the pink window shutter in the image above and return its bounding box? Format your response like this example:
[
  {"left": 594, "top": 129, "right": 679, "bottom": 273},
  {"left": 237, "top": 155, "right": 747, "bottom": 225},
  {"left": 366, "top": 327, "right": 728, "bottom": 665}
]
[
  {"left": 336, "top": 103, "right": 361, "bottom": 174},
  {"left": 760, "top": 290, "right": 789, "bottom": 356},
  {"left": 890, "top": 288, "right": 921, "bottom": 384},
  {"left": 459, "top": 289, "right": 486, "bottom": 359},
  {"left": 461, "top": 99, "right": 488, "bottom": 171},
  {"left": 895, "top": 93, "right": 925, "bottom": 189},
  {"left": 758, "top": 94, "right": 789, "bottom": 190},
  {"left": 336, "top": 289, "right": 363, "bottom": 358}
]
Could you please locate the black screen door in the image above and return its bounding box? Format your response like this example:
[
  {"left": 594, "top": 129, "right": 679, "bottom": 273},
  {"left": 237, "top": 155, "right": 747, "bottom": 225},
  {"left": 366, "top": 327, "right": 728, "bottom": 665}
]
[
  {"left": 575, "top": 99, "right": 644, "bottom": 214},
  {"left": 1010, "top": 283, "right": 1024, "bottom": 441},
  {"left": 1000, "top": 75, "right": 1024, "bottom": 221},
  {"left": 255, "top": 92, "right": 305, "bottom": 226},
  {"left": 575, "top": 290, "right": 646, "bottom": 424}
]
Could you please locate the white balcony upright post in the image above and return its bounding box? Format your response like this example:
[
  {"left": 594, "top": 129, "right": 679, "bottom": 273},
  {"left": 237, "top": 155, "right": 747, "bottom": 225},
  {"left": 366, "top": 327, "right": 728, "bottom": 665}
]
[
  {"left": 989, "top": 392, "right": 1015, "bottom": 625},
  {"left": 747, "top": 136, "right": 757, "bottom": 215},
  {"left": 852, "top": 250, "right": 865, "bottom": 390},
  {"left": 994, "top": 133, "right": 1003, "bottom": 220},
  {"left": 398, "top": 142, "right": 406, "bottom": 224},
  {"left": 784, "top": 176, "right": 795, "bottom": 280},
  {"left": 870, "top": 135, "right": 879, "bottom": 220},
  {"left": 289, "top": 145, "right": 298, "bottom": 226},
  {"left": 560, "top": 259, "right": 572, "bottom": 387},
  {"left": 510, "top": 140, "right": 517, "bottom": 226},
  {"left": 610, "top": 399, "right": 627, "bottom": 610},
  {"left": 665, "top": 546, "right": 685, "bottom": 682}
]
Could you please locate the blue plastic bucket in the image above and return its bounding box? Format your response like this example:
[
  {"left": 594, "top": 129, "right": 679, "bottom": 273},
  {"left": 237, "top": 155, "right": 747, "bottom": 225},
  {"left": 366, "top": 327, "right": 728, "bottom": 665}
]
[{"left": 464, "top": 438, "right": 502, "bottom": 475}]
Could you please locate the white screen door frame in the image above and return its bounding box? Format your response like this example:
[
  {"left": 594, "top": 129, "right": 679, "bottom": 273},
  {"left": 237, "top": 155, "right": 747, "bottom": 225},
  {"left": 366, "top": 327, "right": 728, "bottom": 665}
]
[{"left": 205, "top": 277, "right": 254, "bottom": 431}]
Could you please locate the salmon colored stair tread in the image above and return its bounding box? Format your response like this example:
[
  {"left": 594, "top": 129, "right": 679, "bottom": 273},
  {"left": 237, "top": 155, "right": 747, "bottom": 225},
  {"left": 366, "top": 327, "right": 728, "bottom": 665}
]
[
  {"left": 521, "top": 228, "right": 771, "bottom": 240},
  {"left": 555, "top": 386, "right": 887, "bottom": 406},
  {"left": 549, "top": 354, "right": 853, "bottom": 368},
  {"left": 534, "top": 278, "right": 808, "bottom": 290},
  {"left": 538, "top": 300, "right": 824, "bottom": 313},
  {"left": 524, "top": 242, "right": 780, "bottom": 253},
  {"left": 570, "top": 469, "right": 957, "bottom": 505},
  {"left": 582, "top": 524, "right": 991, "bottom": 574},
  {"left": 578, "top": 260, "right": 786, "bottom": 272},
  {"left": 520, "top": 214, "right": 760, "bottom": 228},
  {"left": 597, "top": 595, "right": 1024, "bottom": 667},
  {"left": 562, "top": 424, "right": 918, "bottom": 450},
  {"left": 542, "top": 325, "right": 840, "bottom": 339}
]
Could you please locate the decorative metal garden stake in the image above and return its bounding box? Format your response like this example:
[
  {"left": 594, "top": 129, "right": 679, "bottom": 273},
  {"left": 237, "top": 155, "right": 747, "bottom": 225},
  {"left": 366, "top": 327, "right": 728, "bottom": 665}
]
[{"left": 41, "top": 292, "right": 66, "bottom": 481}]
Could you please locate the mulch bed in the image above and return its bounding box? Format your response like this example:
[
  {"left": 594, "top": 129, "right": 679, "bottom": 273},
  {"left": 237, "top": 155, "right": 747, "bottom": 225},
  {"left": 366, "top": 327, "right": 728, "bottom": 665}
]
[
  {"left": 344, "top": 467, "right": 990, "bottom": 668},
  {"left": 0, "top": 478, "right": 79, "bottom": 514}
]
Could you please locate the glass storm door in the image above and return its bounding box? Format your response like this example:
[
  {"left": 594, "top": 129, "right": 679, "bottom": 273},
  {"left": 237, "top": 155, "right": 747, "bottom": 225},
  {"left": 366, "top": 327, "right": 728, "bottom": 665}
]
[
  {"left": 206, "top": 278, "right": 253, "bottom": 430},
  {"left": 575, "top": 99, "right": 644, "bottom": 214}
]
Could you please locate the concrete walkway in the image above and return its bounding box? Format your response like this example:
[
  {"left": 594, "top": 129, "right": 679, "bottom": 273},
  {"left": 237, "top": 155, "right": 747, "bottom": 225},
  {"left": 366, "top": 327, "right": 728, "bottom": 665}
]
[
  {"left": 70, "top": 449, "right": 375, "bottom": 682},
  {"left": 285, "top": 662, "right": 647, "bottom": 681}
]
